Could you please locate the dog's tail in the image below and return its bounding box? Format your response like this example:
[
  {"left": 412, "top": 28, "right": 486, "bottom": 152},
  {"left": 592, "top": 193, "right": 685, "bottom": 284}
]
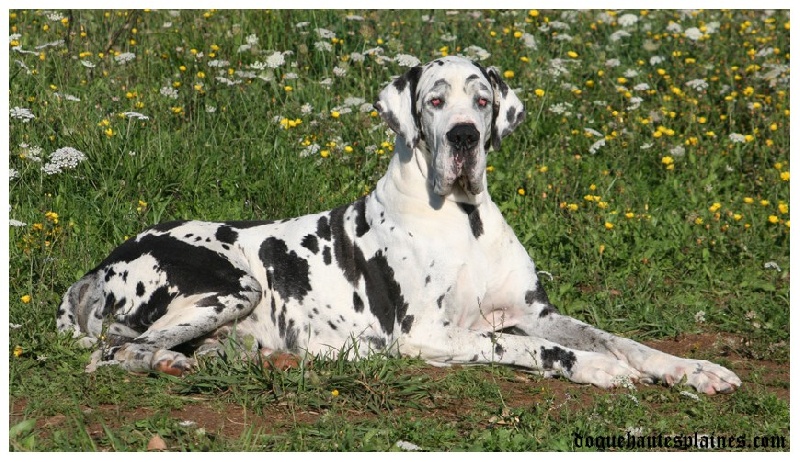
[{"left": 56, "top": 271, "right": 105, "bottom": 347}]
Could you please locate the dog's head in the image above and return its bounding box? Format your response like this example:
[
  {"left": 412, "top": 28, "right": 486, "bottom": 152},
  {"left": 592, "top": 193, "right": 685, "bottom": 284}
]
[{"left": 375, "top": 56, "right": 525, "bottom": 197}]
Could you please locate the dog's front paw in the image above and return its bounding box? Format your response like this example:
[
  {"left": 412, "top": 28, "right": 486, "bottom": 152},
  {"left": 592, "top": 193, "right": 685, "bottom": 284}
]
[{"left": 662, "top": 359, "right": 741, "bottom": 395}]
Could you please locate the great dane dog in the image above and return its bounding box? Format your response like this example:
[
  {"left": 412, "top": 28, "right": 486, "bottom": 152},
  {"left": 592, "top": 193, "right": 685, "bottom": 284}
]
[{"left": 57, "top": 56, "right": 741, "bottom": 394}]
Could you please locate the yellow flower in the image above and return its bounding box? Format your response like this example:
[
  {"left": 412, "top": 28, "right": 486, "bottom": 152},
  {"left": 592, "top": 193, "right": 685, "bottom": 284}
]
[
  {"left": 344, "top": 146, "right": 353, "bottom": 153},
  {"left": 708, "top": 203, "right": 721, "bottom": 213},
  {"left": 320, "top": 150, "right": 330, "bottom": 158},
  {"left": 331, "top": 111, "right": 340, "bottom": 119},
  {"left": 743, "top": 197, "right": 754, "bottom": 204},
  {"left": 778, "top": 203, "right": 789, "bottom": 214},
  {"left": 733, "top": 213, "right": 743, "bottom": 221},
  {"left": 517, "top": 187, "right": 526, "bottom": 196},
  {"left": 535, "top": 89, "right": 545, "bottom": 97},
  {"left": 284, "top": 85, "right": 293, "bottom": 92},
  {"left": 567, "top": 203, "right": 578, "bottom": 212},
  {"left": 661, "top": 156, "right": 674, "bottom": 166},
  {"left": 538, "top": 166, "right": 548, "bottom": 173},
  {"left": 604, "top": 222, "right": 614, "bottom": 230},
  {"left": 625, "top": 212, "right": 635, "bottom": 219},
  {"left": 503, "top": 70, "right": 515, "bottom": 79},
  {"left": 567, "top": 51, "right": 578, "bottom": 58},
  {"left": 13, "top": 346, "right": 23, "bottom": 358},
  {"left": 20, "top": 295, "right": 31, "bottom": 304},
  {"left": 760, "top": 199, "right": 770, "bottom": 207},
  {"left": 331, "top": 389, "right": 339, "bottom": 397},
  {"left": 45, "top": 211, "right": 59, "bottom": 223},
  {"left": 529, "top": 10, "right": 539, "bottom": 17},
  {"left": 780, "top": 171, "right": 790, "bottom": 181},
  {"left": 768, "top": 215, "right": 779, "bottom": 224}
]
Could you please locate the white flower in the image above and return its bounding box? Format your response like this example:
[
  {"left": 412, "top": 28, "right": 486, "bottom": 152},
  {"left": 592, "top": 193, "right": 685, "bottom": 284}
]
[
  {"left": 80, "top": 60, "right": 96, "bottom": 68},
  {"left": 300, "top": 103, "right": 313, "bottom": 114},
  {"left": 159, "top": 86, "right": 179, "bottom": 99},
  {"left": 319, "top": 77, "right": 333, "bottom": 87},
  {"left": 685, "top": 78, "right": 708, "bottom": 91},
  {"left": 343, "top": 97, "right": 365, "bottom": 107},
  {"left": 633, "top": 83, "right": 650, "bottom": 91},
  {"left": 350, "top": 52, "right": 365, "bottom": 63},
  {"left": 359, "top": 103, "right": 375, "bottom": 113},
  {"left": 10, "top": 107, "right": 35, "bottom": 122},
  {"left": 295, "top": 22, "right": 310, "bottom": 29},
  {"left": 521, "top": 32, "right": 537, "bottom": 50},
  {"left": 588, "top": 138, "right": 606, "bottom": 154},
  {"left": 694, "top": 311, "right": 706, "bottom": 323},
  {"left": 207, "top": 59, "right": 230, "bottom": 68},
  {"left": 669, "top": 145, "right": 686, "bottom": 157},
  {"left": 584, "top": 127, "right": 603, "bottom": 137},
  {"left": 650, "top": 55, "right": 665, "bottom": 66},
  {"left": 42, "top": 146, "right": 87, "bottom": 175},
  {"left": 215, "top": 76, "right": 241, "bottom": 86},
  {"left": 729, "top": 133, "right": 746, "bottom": 143},
  {"left": 764, "top": 261, "right": 782, "bottom": 272},
  {"left": 121, "top": 111, "right": 149, "bottom": 120},
  {"left": 464, "top": 45, "right": 491, "bottom": 61},
  {"left": 10, "top": 169, "right": 19, "bottom": 180},
  {"left": 395, "top": 440, "right": 422, "bottom": 451},
  {"left": 627, "top": 97, "right": 644, "bottom": 110},
  {"left": 680, "top": 390, "right": 700, "bottom": 401},
  {"left": 395, "top": 54, "right": 420, "bottom": 67},
  {"left": 548, "top": 102, "right": 572, "bottom": 115},
  {"left": 300, "top": 143, "right": 320, "bottom": 157},
  {"left": 314, "top": 41, "right": 332, "bottom": 52},
  {"left": 265, "top": 51, "right": 285, "bottom": 68},
  {"left": 205, "top": 105, "right": 217, "bottom": 113},
  {"left": 684, "top": 27, "right": 703, "bottom": 41},
  {"left": 246, "top": 33, "right": 259, "bottom": 46},
  {"left": 640, "top": 143, "right": 653, "bottom": 150},
  {"left": 618, "top": 13, "right": 639, "bottom": 27},
  {"left": 114, "top": 52, "right": 136, "bottom": 64},
  {"left": 666, "top": 22, "right": 683, "bottom": 33},
  {"left": 54, "top": 92, "right": 81, "bottom": 102},
  {"left": 333, "top": 66, "right": 347, "bottom": 77},
  {"left": 315, "top": 28, "right": 336, "bottom": 39},
  {"left": 345, "top": 14, "right": 364, "bottom": 21},
  {"left": 610, "top": 30, "right": 631, "bottom": 42},
  {"left": 624, "top": 69, "right": 639, "bottom": 78},
  {"left": 283, "top": 72, "right": 298, "bottom": 80},
  {"left": 10, "top": 219, "right": 26, "bottom": 227},
  {"left": 440, "top": 33, "right": 457, "bottom": 42},
  {"left": 605, "top": 58, "right": 621, "bottom": 68}
]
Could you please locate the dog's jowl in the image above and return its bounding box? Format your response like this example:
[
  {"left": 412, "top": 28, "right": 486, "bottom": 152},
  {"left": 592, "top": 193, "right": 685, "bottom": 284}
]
[{"left": 57, "top": 56, "right": 740, "bottom": 394}]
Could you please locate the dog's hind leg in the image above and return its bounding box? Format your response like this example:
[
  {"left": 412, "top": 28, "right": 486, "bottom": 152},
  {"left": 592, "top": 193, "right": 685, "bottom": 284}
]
[{"left": 90, "top": 286, "right": 262, "bottom": 375}]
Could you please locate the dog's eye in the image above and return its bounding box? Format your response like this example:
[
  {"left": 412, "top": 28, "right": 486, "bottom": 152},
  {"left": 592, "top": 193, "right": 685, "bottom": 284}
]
[
  {"left": 477, "top": 97, "right": 489, "bottom": 108},
  {"left": 430, "top": 98, "right": 443, "bottom": 108}
]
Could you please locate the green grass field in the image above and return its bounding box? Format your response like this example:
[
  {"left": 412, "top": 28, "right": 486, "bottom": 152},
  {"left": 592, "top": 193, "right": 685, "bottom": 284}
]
[{"left": 8, "top": 9, "right": 789, "bottom": 451}]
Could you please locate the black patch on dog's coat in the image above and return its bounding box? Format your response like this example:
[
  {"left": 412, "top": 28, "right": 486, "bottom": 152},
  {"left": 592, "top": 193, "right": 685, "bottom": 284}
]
[
  {"left": 259, "top": 237, "right": 312, "bottom": 303},
  {"left": 215, "top": 225, "right": 238, "bottom": 245},
  {"left": 330, "top": 201, "right": 408, "bottom": 335},
  {"left": 301, "top": 234, "right": 319, "bottom": 254},
  {"left": 457, "top": 202, "right": 483, "bottom": 238},
  {"left": 540, "top": 346, "right": 577, "bottom": 372}
]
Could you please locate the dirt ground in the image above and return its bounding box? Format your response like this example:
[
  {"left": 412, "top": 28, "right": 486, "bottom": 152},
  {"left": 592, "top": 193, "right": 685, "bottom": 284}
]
[{"left": 12, "top": 333, "right": 789, "bottom": 444}]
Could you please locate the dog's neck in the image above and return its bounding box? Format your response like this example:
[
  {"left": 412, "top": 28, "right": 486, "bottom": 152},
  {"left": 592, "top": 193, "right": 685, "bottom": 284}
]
[{"left": 378, "top": 138, "right": 489, "bottom": 212}]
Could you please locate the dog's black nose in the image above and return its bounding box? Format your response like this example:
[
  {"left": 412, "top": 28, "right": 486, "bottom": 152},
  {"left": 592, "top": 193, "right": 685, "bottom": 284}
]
[{"left": 446, "top": 124, "right": 480, "bottom": 151}]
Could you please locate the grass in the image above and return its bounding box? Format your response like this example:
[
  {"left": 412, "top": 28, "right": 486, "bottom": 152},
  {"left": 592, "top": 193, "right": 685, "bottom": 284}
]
[{"left": 7, "top": 9, "right": 790, "bottom": 451}]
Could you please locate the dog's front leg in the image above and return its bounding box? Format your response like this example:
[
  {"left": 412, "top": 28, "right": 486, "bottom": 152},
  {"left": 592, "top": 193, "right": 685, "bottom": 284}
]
[{"left": 398, "top": 326, "right": 641, "bottom": 388}]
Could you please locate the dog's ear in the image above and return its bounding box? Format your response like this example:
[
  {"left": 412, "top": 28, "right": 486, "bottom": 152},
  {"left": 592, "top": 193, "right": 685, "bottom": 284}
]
[
  {"left": 374, "top": 66, "right": 423, "bottom": 150},
  {"left": 485, "top": 67, "right": 525, "bottom": 151}
]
